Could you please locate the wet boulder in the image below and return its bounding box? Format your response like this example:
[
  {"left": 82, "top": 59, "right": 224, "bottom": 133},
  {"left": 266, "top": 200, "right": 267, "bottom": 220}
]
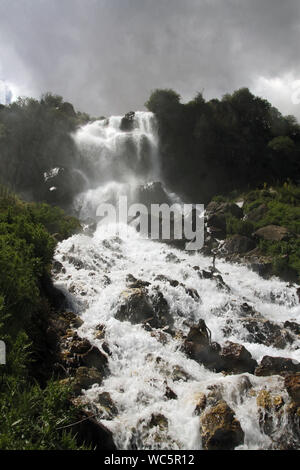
[
  {"left": 97, "top": 392, "right": 119, "bottom": 419},
  {"left": 120, "top": 111, "right": 136, "bottom": 131},
  {"left": 255, "top": 356, "right": 300, "bottom": 377},
  {"left": 183, "top": 320, "right": 223, "bottom": 371},
  {"left": 116, "top": 286, "right": 174, "bottom": 329},
  {"left": 71, "top": 366, "right": 104, "bottom": 394},
  {"left": 242, "top": 317, "right": 293, "bottom": 349},
  {"left": 256, "top": 390, "right": 285, "bottom": 437},
  {"left": 284, "top": 321, "right": 300, "bottom": 335},
  {"left": 200, "top": 400, "right": 244, "bottom": 450},
  {"left": 220, "top": 341, "right": 257, "bottom": 374},
  {"left": 284, "top": 373, "right": 300, "bottom": 406}
]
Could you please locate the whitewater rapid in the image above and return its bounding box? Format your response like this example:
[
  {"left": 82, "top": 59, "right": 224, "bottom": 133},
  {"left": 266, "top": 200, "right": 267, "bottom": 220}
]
[
  {"left": 53, "top": 223, "right": 299, "bottom": 450},
  {"left": 53, "top": 111, "right": 300, "bottom": 449}
]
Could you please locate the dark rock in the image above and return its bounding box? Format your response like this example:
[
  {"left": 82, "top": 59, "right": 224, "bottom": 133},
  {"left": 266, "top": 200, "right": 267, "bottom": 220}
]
[
  {"left": 79, "top": 345, "right": 108, "bottom": 371},
  {"left": 97, "top": 392, "right": 118, "bottom": 418},
  {"left": 137, "top": 181, "right": 171, "bottom": 208},
  {"left": 206, "top": 201, "right": 243, "bottom": 219},
  {"left": 222, "top": 235, "right": 256, "bottom": 255},
  {"left": 72, "top": 408, "right": 116, "bottom": 450},
  {"left": 72, "top": 366, "right": 104, "bottom": 393},
  {"left": 165, "top": 385, "right": 177, "bottom": 400},
  {"left": 284, "top": 321, "right": 300, "bottom": 335},
  {"left": 149, "top": 413, "right": 168, "bottom": 430},
  {"left": 207, "top": 213, "right": 226, "bottom": 234},
  {"left": 220, "top": 341, "right": 257, "bottom": 374},
  {"left": 183, "top": 320, "right": 223, "bottom": 371},
  {"left": 126, "top": 274, "right": 151, "bottom": 288},
  {"left": 194, "top": 393, "right": 207, "bottom": 415},
  {"left": 200, "top": 400, "right": 244, "bottom": 450},
  {"left": 120, "top": 111, "right": 136, "bottom": 131},
  {"left": 250, "top": 260, "right": 273, "bottom": 278},
  {"left": 255, "top": 356, "right": 300, "bottom": 377},
  {"left": 116, "top": 287, "right": 154, "bottom": 324},
  {"left": 116, "top": 287, "right": 173, "bottom": 329},
  {"left": 52, "top": 260, "right": 65, "bottom": 274},
  {"left": 284, "top": 373, "right": 300, "bottom": 406}
]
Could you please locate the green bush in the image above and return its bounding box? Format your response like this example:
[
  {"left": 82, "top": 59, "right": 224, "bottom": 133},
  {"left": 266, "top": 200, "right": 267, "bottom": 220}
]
[{"left": 226, "top": 216, "right": 254, "bottom": 237}]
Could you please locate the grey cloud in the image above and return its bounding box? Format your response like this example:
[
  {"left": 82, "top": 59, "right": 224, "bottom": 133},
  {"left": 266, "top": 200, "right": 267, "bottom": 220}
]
[{"left": 0, "top": 0, "right": 300, "bottom": 117}]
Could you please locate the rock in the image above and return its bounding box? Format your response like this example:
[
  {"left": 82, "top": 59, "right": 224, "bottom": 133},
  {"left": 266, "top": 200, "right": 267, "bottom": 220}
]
[
  {"left": 242, "top": 317, "right": 293, "bottom": 349},
  {"left": 116, "top": 287, "right": 154, "bottom": 324},
  {"left": 126, "top": 274, "right": 151, "bottom": 288},
  {"left": 200, "top": 400, "right": 244, "bottom": 450},
  {"left": 220, "top": 341, "right": 257, "bottom": 374},
  {"left": 284, "top": 373, "right": 300, "bottom": 406},
  {"left": 149, "top": 413, "right": 168, "bottom": 431},
  {"left": 207, "top": 213, "right": 227, "bottom": 234},
  {"left": 222, "top": 235, "right": 256, "bottom": 255},
  {"left": 250, "top": 260, "right": 273, "bottom": 278},
  {"left": 246, "top": 204, "right": 268, "bottom": 222},
  {"left": 79, "top": 345, "right": 108, "bottom": 371},
  {"left": 62, "top": 311, "right": 84, "bottom": 328},
  {"left": 70, "top": 338, "right": 92, "bottom": 355},
  {"left": 171, "top": 365, "right": 191, "bottom": 382},
  {"left": 71, "top": 408, "right": 116, "bottom": 450},
  {"left": 255, "top": 356, "right": 300, "bottom": 377},
  {"left": 73, "top": 366, "right": 103, "bottom": 393},
  {"left": 154, "top": 274, "right": 179, "bottom": 287},
  {"left": 256, "top": 390, "right": 285, "bottom": 436},
  {"left": 284, "top": 321, "right": 300, "bottom": 335},
  {"left": 206, "top": 201, "right": 243, "bottom": 219},
  {"left": 52, "top": 260, "right": 65, "bottom": 274},
  {"left": 254, "top": 225, "right": 291, "bottom": 242},
  {"left": 183, "top": 320, "right": 223, "bottom": 371},
  {"left": 194, "top": 393, "right": 207, "bottom": 415},
  {"left": 116, "top": 286, "right": 174, "bottom": 329},
  {"left": 137, "top": 181, "right": 171, "bottom": 208},
  {"left": 165, "top": 385, "right": 177, "bottom": 400},
  {"left": 97, "top": 392, "right": 118, "bottom": 418},
  {"left": 120, "top": 111, "right": 136, "bottom": 131}
]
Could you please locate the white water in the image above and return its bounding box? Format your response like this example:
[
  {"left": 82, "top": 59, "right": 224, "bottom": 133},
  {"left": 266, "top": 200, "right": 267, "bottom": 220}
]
[
  {"left": 73, "top": 112, "right": 160, "bottom": 220},
  {"left": 53, "top": 112, "right": 300, "bottom": 450}
]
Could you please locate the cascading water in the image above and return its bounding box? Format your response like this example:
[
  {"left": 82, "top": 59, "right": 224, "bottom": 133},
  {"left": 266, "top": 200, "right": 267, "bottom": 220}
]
[
  {"left": 53, "top": 111, "right": 300, "bottom": 450},
  {"left": 73, "top": 112, "right": 161, "bottom": 221}
]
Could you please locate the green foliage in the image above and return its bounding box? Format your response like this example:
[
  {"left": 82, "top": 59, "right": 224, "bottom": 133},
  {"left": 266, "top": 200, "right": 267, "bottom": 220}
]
[
  {"left": 0, "top": 93, "right": 85, "bottom": 204},
  {"left": 226, "top": 216, "right": 254, "bottom": 237},
  {"left": 0, "top": 194, "right": 86, "bottom": 449},
  {"left": 145, "top": 87, "right": 300, "bottom": 202}
]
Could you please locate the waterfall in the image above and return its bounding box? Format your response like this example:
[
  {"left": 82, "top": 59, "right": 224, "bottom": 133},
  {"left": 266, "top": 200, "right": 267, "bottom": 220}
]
[
  {"left": 52, "top": 111, "right": 300, "bottom": 450},
  {"left": 72, "top": 111, "right": 162, "bottom": 220}
]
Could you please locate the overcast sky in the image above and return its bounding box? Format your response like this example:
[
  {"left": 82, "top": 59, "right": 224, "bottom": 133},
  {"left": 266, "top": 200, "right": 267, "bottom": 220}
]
[{"left": 1, "top": 0, "right": 300, "bottom": 117}]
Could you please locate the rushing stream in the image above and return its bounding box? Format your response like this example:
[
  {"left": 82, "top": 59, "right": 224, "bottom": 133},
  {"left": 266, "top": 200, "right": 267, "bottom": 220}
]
[{"left": 53, "top": 112, "right": 300, "bottom": 450}]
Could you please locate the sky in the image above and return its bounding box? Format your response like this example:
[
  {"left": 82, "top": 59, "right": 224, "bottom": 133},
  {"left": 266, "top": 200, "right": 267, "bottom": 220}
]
[{"left": 0, "top": 0, "right": 300, "bottom": 118}]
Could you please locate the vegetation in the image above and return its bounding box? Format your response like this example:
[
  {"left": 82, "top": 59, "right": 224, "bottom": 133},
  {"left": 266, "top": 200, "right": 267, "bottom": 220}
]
[
  {"left": 213, "top": 182, "right": 300, "bottom": 282},
  {"left": 0, "top": 191, "right": 85, "bottom": 449},
  {"left": 146, "top": 88, "right": 300, "bottom": 203},
  {"left": 0, "top": 94, "right": 90, "bottom": 206}
]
